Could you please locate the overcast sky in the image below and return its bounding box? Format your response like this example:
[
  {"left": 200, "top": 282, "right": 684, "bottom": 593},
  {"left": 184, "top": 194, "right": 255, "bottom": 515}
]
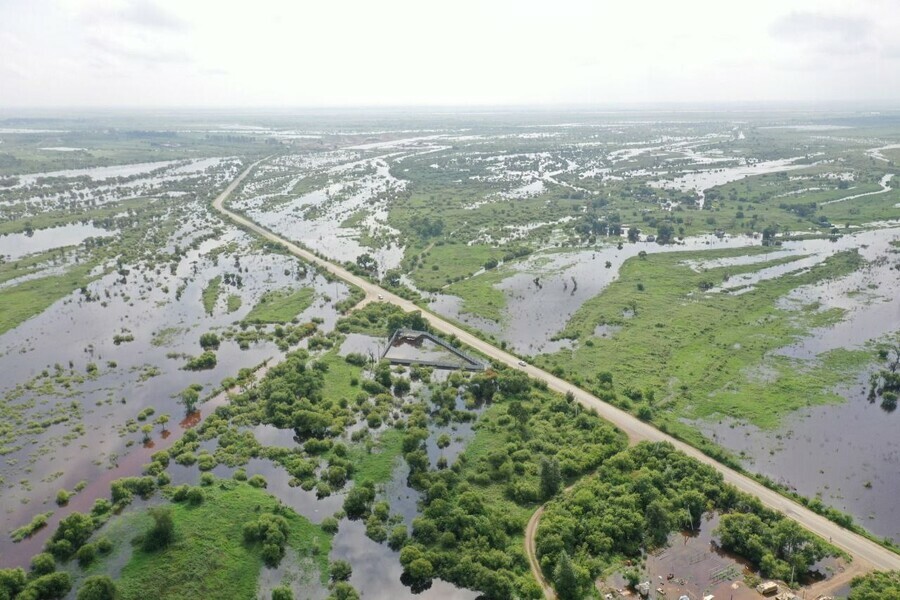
[{"left": 1, "top": 0, "right": 899, "bottom": 108}]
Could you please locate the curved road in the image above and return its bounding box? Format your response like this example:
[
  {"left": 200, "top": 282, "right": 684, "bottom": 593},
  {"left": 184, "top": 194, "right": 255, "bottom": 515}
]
[{"left": 213, "top": 160, "right": 900, "bottom": 592}]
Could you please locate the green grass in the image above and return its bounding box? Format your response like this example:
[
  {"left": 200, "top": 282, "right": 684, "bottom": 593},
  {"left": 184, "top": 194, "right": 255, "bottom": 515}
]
[
  {"left": 0, "top": 247, "right": 78, "bottom": 285},
  {"left": 0, "top": 197, "right": 152, "bottom": 235},
  {"left": 151, "top": 327, "right": 186, "bottom": 347},
  {"left": 115, "top": 480, "right": 331, "bottom": 600},
  {"left": 244, "top": 287, "right": 315, "bottom": 324},
  {"left": 319, "top": 350, "right": 363, "bottom": 404},
  {"left": 0, "top": 263, "right": 97, "bottom": 336},
  {"left": 408, "top": 243, "right": 506, "bottom": 291},
  {"left": 444, "top": 268, "right": 508, "bottom": 322},
  {"left": 537, "top": 246, "right": 871, "bottom": 429},
  {"left": 201, "top": 276, "right": 222, "bottom": 315},
  {"left": 350, "top": 428, "right": 404, "bottom": 484},
  {"left": 226, "top": 294, "right": 242, "bottom": 313}
]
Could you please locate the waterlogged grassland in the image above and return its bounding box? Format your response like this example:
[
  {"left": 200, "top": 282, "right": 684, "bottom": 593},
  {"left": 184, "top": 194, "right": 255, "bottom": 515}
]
[
  {"left": 705, "top": 165, "right": 899, "bottom": 232},
  {"left": 444, "top": 268, "right": 509, "bottom": 322},
  {"left": 0, "top": 247, "right": 76, "bottom": 286},
  {"left": 349, "top": 428, "right": 404, "bottom": 485},
  {"left": 407, "top": 242, "right": 505, "bottom": 291},
  {"left": 0, "top": 263, "right": 96, "bottom": 336},
  {"left": 114, "top": 480, "right": 330, "bottom": 600},
  {"left": 201, "top": 276, "right": 222, "bottom": 315},
  {"left": 536, "top": 247, "right": 869, "bottom": 430},
  {"left": 318, "top": 350, "right": 364, "bottom": 407},
  {"left": 243, "top": 287, "right": 315, "bottom": 324},
  {"left": 820, "top": 186, "right": 900, "bottom": 226},
  {"left": 226, "top": 293, "right": 242, "bottom": 313}
]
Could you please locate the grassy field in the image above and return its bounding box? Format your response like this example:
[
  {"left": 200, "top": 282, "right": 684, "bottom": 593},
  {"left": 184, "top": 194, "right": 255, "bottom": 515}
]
[
  {"left": 407, "top": 243, "right": 506, "bottom": 291},
  {"left": 203, "top": 275, "right": 222, "bottom": 315},
  {"left": 201, "top": 276, "right": 221, "bottom": 315},
  {"left": 349, "top": 428, "right": 404, "bottom": 484},
  {"left": 115, "top": 480, "right": 331, "bottom": 600},
  {"left": 536, "top": 246, "right": 872, "bottom": 430},
  {"left": 319, "top": 350, "right": 363, "bottom": 404},
  {"left": 226, "top": 294, "right": 242, "bottom": 313},
  {"left": 243, "top": 287, "right": 315, "bottom": 324},
  {"left": 444, "top": 268, "right": 509, "bottom": 322},
  {"left": 0, "top": 263, "right": 97, "bottom": 336}
]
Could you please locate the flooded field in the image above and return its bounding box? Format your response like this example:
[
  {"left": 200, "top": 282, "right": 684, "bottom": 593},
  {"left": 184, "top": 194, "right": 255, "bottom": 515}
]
[
  {"left": 1, "top": 110, "right": 899, "bottom": 598},
  {"left": 604, "top": 512, "right": 849, "bottom": 600},
  {"left": 0, "top": 223, "right": 115, "bottom": 260},
  {"left": 696, "top": 378, "right": 900, "bottom": 543}
]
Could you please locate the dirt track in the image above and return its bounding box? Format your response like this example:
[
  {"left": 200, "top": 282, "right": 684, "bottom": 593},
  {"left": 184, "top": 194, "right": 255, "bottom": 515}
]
[{"left": 213, "top": 159, "right": 900, "bottom": 597}]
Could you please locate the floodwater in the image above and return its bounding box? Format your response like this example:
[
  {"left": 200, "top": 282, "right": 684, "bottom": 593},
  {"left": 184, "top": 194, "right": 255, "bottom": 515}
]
[
  {"left": 690, "top": 227, "right": 900, "bottom": 542},
  {"left": 431, "top": 233, "right": 761, "bottom": 354},
  {"left": 0, "top": 223, "right": 115, "bottom": 260},
  {"left": 649, "top": 156, "right": 812, "bottom": 206},
  {"left": 13, "top": 160, "right": 179, "bottom": 186},
  {"left": 634, "top": 512, "right": 845, "bottom": 600},
  {"left": 696, "top": 377, "right": 900, "bottom": 544},
  {"left": 0, "top": 223, "right": 352, "bottom": 565},
  {"left": 331, "top": 520, "right": 478, "bottom": 600}
]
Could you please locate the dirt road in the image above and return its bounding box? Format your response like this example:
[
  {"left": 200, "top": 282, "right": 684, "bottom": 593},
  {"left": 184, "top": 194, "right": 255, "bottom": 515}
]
[{"left": 213, "top": 160, "right": 900, "bottom": 597}]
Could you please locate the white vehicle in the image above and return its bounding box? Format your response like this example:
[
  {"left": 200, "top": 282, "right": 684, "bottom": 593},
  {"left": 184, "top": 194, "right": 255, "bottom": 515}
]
[
  {"left": 517, "top": 360, "right": 527, "bottom": 367},
  {"left": 377, "top": 294, "right": 384, "bottom": 300}
]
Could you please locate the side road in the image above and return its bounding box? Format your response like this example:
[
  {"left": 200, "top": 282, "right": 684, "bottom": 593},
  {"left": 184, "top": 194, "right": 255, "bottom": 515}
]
[{"left": 213, "top": 159, "right": 900, "bottom": 596}]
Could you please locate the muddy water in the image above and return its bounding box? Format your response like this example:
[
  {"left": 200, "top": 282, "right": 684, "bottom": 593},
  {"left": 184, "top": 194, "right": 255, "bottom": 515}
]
[
  {"left": 0, "top": 223, "right": 115, "bottom": 260},
  {"left": 433, "top": 233, "right": 760, "bottom": 354},
  {"left": 0, "top": 223, "right": 351, "bottom": 564},
  {"left": 648, "top": 156, "right": 811, "bottom": 206},
  {"left": 331, "top": 520, "right": 478, "bottom": 600},
  {"left": 697, "top": 373, "right": 900, "bottom": 543},
  {"left": 690, "top": 227, "right": 900, "bottom": 542},
  {"left": 639, "top": 512, "right": 845, "bottom": 600}
]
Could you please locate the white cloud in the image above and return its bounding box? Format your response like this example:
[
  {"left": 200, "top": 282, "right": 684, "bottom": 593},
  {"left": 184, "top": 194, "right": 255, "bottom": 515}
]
[{"left": 0, "top": 0, "right": 898, "bottom": 107}]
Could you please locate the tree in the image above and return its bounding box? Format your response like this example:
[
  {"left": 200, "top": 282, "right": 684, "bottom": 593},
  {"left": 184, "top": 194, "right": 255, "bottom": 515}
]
[
  {"left": 627, "top": 227, "right": 640, "bottom": 242},
  {"left": 849, "top": 570, "right": 900, "bottom": 600},
  {"left": 343, "top": 484, "right": 375, "bottom": 519},
  {"left": 155, "top": 414, "right": 170, "bottom": 433},
  {"left": 184, "top": 351, "right": 217, "bottom": 371},
  {"left": 140, "top": 424, "right": 153, "bottom": 443},
  {"left": 29, "top": 553, "right": 56, "bottom": 577},
  {"left": 48, "top": 513, "right": 95, "bottom": 559},
  {"left": 143, "top": 507, "right": 175, "bottom": 551},
  {"left": 179, "top": 387, "right": 200, "bottom": 414},
  {"left": 406, "top": 558, "right": 434, "bottom": 582},
  {"left": 656, "top": 222, "right": 675, "bottom": 244},
  {"left": 76, "top": 543, "right": 97, "bottom": 567},
  {"left": 553, "top": 551, "right": 579, "bottom": 600},
  {"left": 355, "top": 253, "right": 377, "bottom": 273},
  {"left": 327, "top": 582, "right": 360, "bottom": 600},
  {"left": 271, "top": 586, "right": 293, "bottom": 600},
  {"left": 0, "top": 568, "right": 26, "bottom": 598},
  {"left": 76, "top": 575, "right": 118, "bottom": 600},
  {"left": 539, "top": 457, "right": 562, "bottom": 500},
  {"left": 199, "top": 332, "right": 220, "bottom": 350},
  {"left": 330, "top": 559, "right": 352, "bottom": 582}
]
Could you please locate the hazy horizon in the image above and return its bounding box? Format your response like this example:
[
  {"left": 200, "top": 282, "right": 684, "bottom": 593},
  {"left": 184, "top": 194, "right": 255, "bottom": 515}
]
[{"left": 2, "top": 0, "right": 899, "bottom": 109}]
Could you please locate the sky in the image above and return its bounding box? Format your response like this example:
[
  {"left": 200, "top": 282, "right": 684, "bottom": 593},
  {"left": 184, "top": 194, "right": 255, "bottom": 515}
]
[{"left": 1, "top": 0, "right": 899, "bottom": 108}]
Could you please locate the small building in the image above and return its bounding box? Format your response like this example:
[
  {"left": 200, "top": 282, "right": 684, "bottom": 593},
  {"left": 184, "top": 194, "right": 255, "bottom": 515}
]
[
  {"left": 774, "top": 592, "right": 797, "bottom": 600},
  {"left": 636, "top": 581, "right": 651, "bottom": 597},
  {"left": 756, "top": 581, "right": 779, "bottom": 596}
]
